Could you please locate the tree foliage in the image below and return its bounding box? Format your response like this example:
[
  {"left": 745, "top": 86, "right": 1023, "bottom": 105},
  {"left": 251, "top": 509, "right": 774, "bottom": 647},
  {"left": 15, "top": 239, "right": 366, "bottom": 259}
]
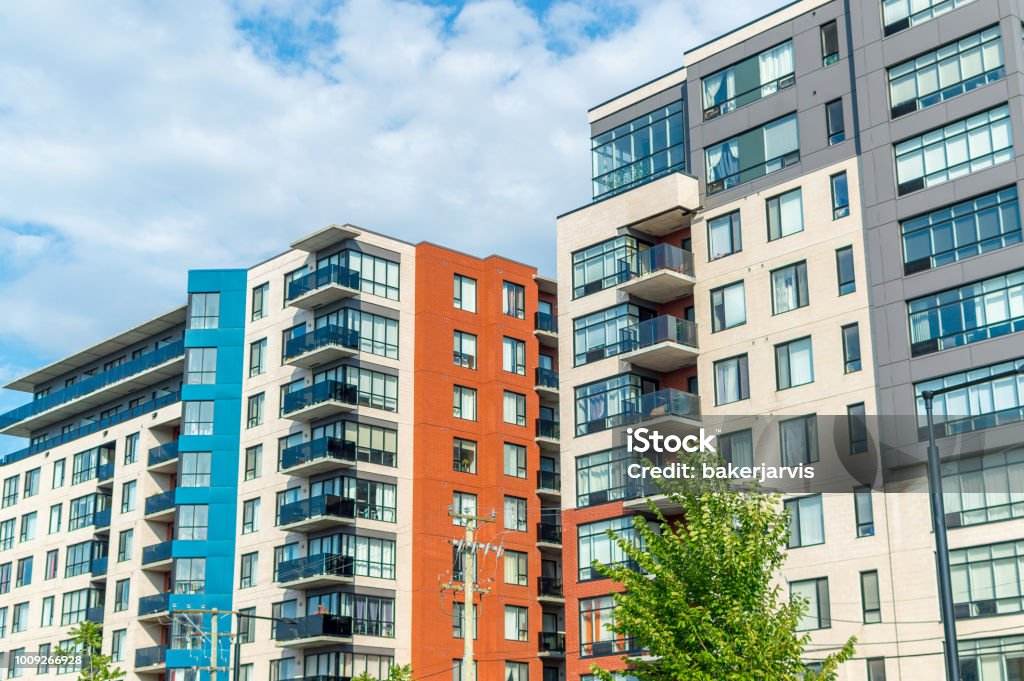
[
  {"left": 353, "top": 663, "right": 415, "bottom": 681},
  {"left": 55, "top": 619, "right": 125, "bottom": 681},
  {"left": 591, "top": 474, "right": 854, "bottom": 681}
]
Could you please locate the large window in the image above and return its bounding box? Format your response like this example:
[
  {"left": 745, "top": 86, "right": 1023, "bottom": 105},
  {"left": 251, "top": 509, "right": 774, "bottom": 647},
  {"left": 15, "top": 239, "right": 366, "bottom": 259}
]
[
  {"left": 591, "top": 101, "right": 684, "bottom": 200},
  {"left": 61, "top": 588, "right": 97, "bottom": 626},
  {"left": 504, "top": 606, "right": 529, "bottom": 641},
  {"left": 573, "top": 304, "right": 650, "bottom": 365},
  {"left": 576, "top": 448, "right": 634, "bottom": 507},
  {"left": 776, "top": 337, "right": 814, "bottom": 390},
  {"left": 895, "top": 105, "right": 1012, "bottom": 195},
  {"left": 701, "top": 41, "right": 794, "bottom": 119},
  {"left": 916, "top": 359, "right": 1024, "bottom": 438},
  {"left": 183, "top": 401, "right": 214, "bottom": 436},
  {"left": 792, "top": 577, "right": 831, "bottom": 630},
  {"left": 780, "top": 415, "right": 819, "bottom": 466},
  {"left": 316, "top": 309, "right": 399, "bottom": 359},
  {"left": 503, "top": 391, "right": 526, "bottom": 426},
  {"left": 312, "top": 420, "right": 398, "bottom": 468},
  {"left": 572, "top": 236, "right": 641, "bottom": 298},
  {"left": 574, "top": 374, "right": 656, "bottom": 436},
  {"left": 503, "top": 443, "right": 526, "bottom": 478},
  {"left": 453, "top": 386, "right": 477, "bottom": 421},
  {"left": 578, "top": 516, "right": 639, "bottom": 580},
  {"left": 883, "top": 0, "right": 978, "bottom": 36},
  {"left": 311, "top": 476, "right": 397, "bottom": 523},
  {"left": 453, "top": 331, "right": 477, "bottom": 369},
  {"left": 707, "top": 211, "right": 742, "bottom": 260},
  {"left": 453, "top": 274, "right": 476, "bottom": 312},
  {"left": 711, "top": 281, "right": 746, "bottom": 331},
  {"left": 320, "top": 250, "right": 400, "bottom": 300},
  {"left": 580, "top": 595, "right": 632, "bottom": 657},
  {"left": 503, "top": 496, "right": 527, "bottom": 532},
  {"left": 502, "top": 337, "right": 526, "bottom": 374},
  {"left": 176, "top": 505, "right": 209, "bottom": 541},
  {"left": 188, "top": 292, "right": 220, "bottom": 330},
  {"left": 714, "top": 354, "right": 750, "bottom": 405},
  {"left": 943, "top": 448, "right": 1024, "bottom": 527},
  {"left": 908, "top": 268, "right": 1024, "bottom": 356},
  {"left": 951, "top": 539, "right": 1024, "bottom": 619},
  {"left": 314, "top": 366, "right": 399, "bottom": 412},
  {"left": 180, "top": 451, "right": 211, "bottom": 487},
  {"left": 719, "top": 429, "right": 754, "bottom": 467},
  {"left": 706, "top": 113, "right": 798, "bottom": 194},
  {"left": 785, "top": 495, "right": 824, "bottom": 548},
  {"left": 889, "top": 27, "right": 1003, "bottom": 118},
  {"left": 174, "top": 558, "right": 206, "bottom": 594},
  {"left": 901, "top": 187, "right": 1022, "bottom": 274},
  {"left": 185, "top": 348, "right": 217, "bottom": 384},
  {"left": 767, "top": 188, "right": 803, "bottom": 241},
  {"left": 771, "top": 261, "right": 809, "bottom": 314}
]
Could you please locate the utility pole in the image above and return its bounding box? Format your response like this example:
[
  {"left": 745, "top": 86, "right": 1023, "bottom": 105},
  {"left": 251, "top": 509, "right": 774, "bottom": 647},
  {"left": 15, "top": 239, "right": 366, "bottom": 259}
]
[
  {"left": 444, "top": 508, "right": 498, "bottom": 681},
  {"left": 174, "top": 608, "right": 231, "bottom": 680}
]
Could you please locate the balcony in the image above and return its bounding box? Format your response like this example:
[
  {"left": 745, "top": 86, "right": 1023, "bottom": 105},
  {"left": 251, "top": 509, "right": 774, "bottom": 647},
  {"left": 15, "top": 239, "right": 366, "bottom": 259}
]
[
  {"left": 135, "top": 645, "right": 167, "bottom": 672},
  {"left": 278, "top": 495, "right": 356, "bottom": 533},
  {"left": 276, "top": 554, "right": 355, "bottom": 590},
  {"left": 90, "top": 556, "right": 108, "bottom": 579},
  {"left": 284, "top": 325, "right": 359, "bottom": 369},
  {"left": 286, "top": 265, "right": 360, "bottom": 310},
  {"left": 93, "top": 508, "right": 111, "bottom": 532},
  {"left": 562, "top": 171, "right": 699, "bottom": 238},
  {"left": 536, "top": 470, "right": 561, "bottom": 501},
  {"left": 537, "top": 522, "right": 562, "bottom": 552},
  {"left": 634, "top": 388, "right": 701, "bottom": 437},
  {"left": 141, "top": 541, "right": 174, "bottom": 571},
  {"left": 275, "top": 614, "right": 353, "bottom": 648},
  {"left": 539, "top": 631, "right": 566, "bottom": 656},
  {"left": 138, "top": 592, "right": 171, "bottom": 622},
  {"left": 96, "top": 462, "right": 115, "bottom": 487},
  {"left": 617, "top": 244, "right": 695, "bottom": 303},
  {"left": 85, "top": 605, "right": 105, "bottom": 623},
  {"left": 144, "top": 489, "right": 176, "bottom": 521},
  {"left": 536, "top": 418, "right": 559, "bottom": 451},
  {"left": 535, "top": 367, "right": 559, "bottom": 401},
  {"left": 0, "top": 341, "right": 186, "bottom": 438},
  {"left": 621, "top": 316, "right": 699, "bottom": 372},
  {"left": 535, "top": 312, "right": 558, "bottom": 348},
  {"left": 280, "top": 437, "right": 356, "bottom": 476},
  {"left": 147, "top": 441, "right": 179, "bottom": 473},
  {"left": 282, "top": 381, "right": 358, "bottom": 422},
  {"left": 537, "top": 576, "right": 564, "bottom": 603}
]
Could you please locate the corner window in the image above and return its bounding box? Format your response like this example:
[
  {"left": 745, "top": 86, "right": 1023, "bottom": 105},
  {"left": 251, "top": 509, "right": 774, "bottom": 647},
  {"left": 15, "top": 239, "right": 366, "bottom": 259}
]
[
  {"left": 710, "top": 281, "right": 746, "bottom": 332},
  {"left": 707, "top": 211, "right": 742, "bottom": 260},
  {"left": 766, "top": 188, "right": 803, "bottom": 240},
  {"left": 701, "top": 41, "right": 794, "bottom": 120},
  {"left": 591, "top": 101, "right": 685, "bottom": 200}
]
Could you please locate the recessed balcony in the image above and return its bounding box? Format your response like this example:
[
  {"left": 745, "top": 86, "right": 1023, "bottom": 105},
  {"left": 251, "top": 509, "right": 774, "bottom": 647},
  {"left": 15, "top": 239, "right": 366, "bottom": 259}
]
[
  {"left": 90, "top": 556, "right": 108, "bottom": 581},
  {"left": 144, "top": 489, "right": 177, "bottom": 521},
  {"left": 535, "top": 418, "right": 560, "bottom": 451},
  {"left": 138, "top": 592, "right": 171, "bottom": 622},
  {"left": 539, "top": 631, "right": 567, "bottom": 657},
  {"left": 279, "top": 437, "right": 357, "bottom": 476},
  {"left": 537, "top": 576, "right": 564, "bottom": 604},
  {"left": 535, "top": 367, "right": 559, "bottom": 401},
  {"left": 536, "top": 469, "right": 561, "bottom": 501},
  {"left": 286, "top": 265, "right": 360, "bottom": 310},
  {"left": 283, "top": 325, "right": 359, "bottom": 369},
  {"left": 282, "top": 381, "right": 358, "bottom": 422},
  {"left": 85, "top": 605, "right": 105, "bottom": 623},
  {"left": 278, "top": 495, "right": 356, "bottom": 533},
  {"left": 147, "top": 441, "right": 179, "bottom": 473},
  {"left": 621, "top": 316, "right": 698, "bottom": 372},
  {"left": 275, "top": 614, "right": 353, "bottom": 648},
  {"left": 275, "top": 553, "right": 355, "bottom": 590},
  {"left": 534, "top": 312, "right": 558, "bottom": 348},
  {"left": 0, "top": 341, "right": 186, "bottom": 438},
  {"left": 536, "top": 522, "right": 562, "bottom": 552},
  {"left": 617, "top": 244, "right": 695, "bottom": 303}
]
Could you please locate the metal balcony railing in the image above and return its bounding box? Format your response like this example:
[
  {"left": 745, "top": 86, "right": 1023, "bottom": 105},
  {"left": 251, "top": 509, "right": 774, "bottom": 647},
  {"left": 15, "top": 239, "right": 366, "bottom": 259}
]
[
  {"left": 537, "top": 470, "right": 560, "bottom": 491},
  {"left": 537, "top": 522, "right": 562, "bottom": 545},
  {"left": 536, "top": 418, "right": 559, "bottom": 440},
  {"left": 621, "top": 243, "right": 694, "bottom": 280},
  {"left": 537, "top": 576, "right": 563, "bottom": 598},
  {"left": 535, "top": 367, "right": 559, "bottom": 389},
  {"left": 535, "top": 311, "right": 558, "bottom": 333},
  {"left": 286, "top": 265, "right": 360, "bottom": 302},
  {"left": 147, "top": 441, "right": 179, "bottom": 467},
  {"left": 138, "top": 592, "right": 170, "bottom": 616},
  {"left": 539, "top": 631, "right": 566, "bottom": 653}
]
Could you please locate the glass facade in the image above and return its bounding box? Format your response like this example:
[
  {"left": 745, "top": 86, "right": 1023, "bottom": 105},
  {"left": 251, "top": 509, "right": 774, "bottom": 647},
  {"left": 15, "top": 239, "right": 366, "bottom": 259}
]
[
  {"left": 591, "top": 102, "right": 685, "bottom": 200},
  {"left": 574, "top": 374, "right": 656, "bottom": 436},
  {"left": 943, "top": 448, "right": 1024, "bottom": 528},
  {"left": 915, "top": 359, "right": 1024, "bottom": 439},
  {"left": 951, "top": 539, "right": 1024, "bottom": 619},
  {"left": 573, "top": 304, "right": 651, "bottom": 366},
  {"left": 572, "top": 236, "right": 642, "bottom": 298}
]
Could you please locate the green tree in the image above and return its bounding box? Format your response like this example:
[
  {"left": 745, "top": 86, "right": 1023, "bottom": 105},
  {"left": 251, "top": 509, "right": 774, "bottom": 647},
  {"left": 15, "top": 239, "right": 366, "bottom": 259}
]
[
  {"left": 592, "top": 476, "right": 854, "bottom": 681},
  {"left": 55, "top": 619, "right": 125, "bottom": 681},
  {"left": 352, "top": 664, "right": 414, "bottom": 681}
]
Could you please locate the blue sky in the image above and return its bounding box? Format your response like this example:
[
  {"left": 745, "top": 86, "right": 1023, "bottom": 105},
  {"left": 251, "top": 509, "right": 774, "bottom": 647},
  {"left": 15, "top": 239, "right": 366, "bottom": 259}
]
[{"left": 0, "top": 0, "right": 783, "bottom": 457}]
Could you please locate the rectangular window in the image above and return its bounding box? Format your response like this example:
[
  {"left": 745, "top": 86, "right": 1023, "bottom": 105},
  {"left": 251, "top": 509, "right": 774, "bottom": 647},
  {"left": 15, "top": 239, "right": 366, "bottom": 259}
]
[
  {"left": 251, "top": 282, "right": 269, "bottom": 320},
  {"left": 451, "top": 602, "right": 478, "bottom": 639},
  {"left": 113, "top": 578, "right": 130, "bottom": 611},
  {"left": 182, "top": 401, "right": 215, "bottom": 435},
  {"left": 792, "top": 577, "right": 831, "bottom": 630},
  {"left": 111, "top": 629, "right": 126, "bottom": 662},
  {"left": 23, "top": 468, "right": 39, "bottom": 498},
  {"left": 61, "top": 588, "right": 96, "bottom": 625},
  {"left": 49, "top": 504, "right": 62, "bottom": 533},
  {"left": 0, "top": 519, "right": 13, "bottom": 550},
  {"left": 176, "top": 505, "right": 209, "bottom": 541},
  {"left": 12, "top": 602, "right": 28, "bottom": 633},
  {"left": 503, "top": 391, "right": 527, "bottom": 426},
  {"left": 187, "top": 292, "right": 220, "bottom": 329},
  {"left": 780, "top": 415, "right": 819, "bottom": 466},
  {"left": 123, "top": 433, "right": 139, "bottom": 465},
  {"left": 580, "top": 595, "right": 631, "bottom": 656},
  {"left": 118, "top": 529, "right": 133, "bottom": 562},
  {"left": 826, "top": 99, "right": 845, "bottom": 145},
  {"left": 855, "top": 487, "right": 875, "bottom": 537},
  {"left": 315, "top": 308, "right": 399, "bottom": 359},
  {"left": 591, "top": 101, "right": 685, "bottom": 199},
  {"left": 453, "top": 330, "right": 477, "bottom": 369},
  {"left": 571, "top": 236, "right": 641, "bottom": 298},
  {"left": 324, "top": 250, "right": 399, "bottom": 300},
  {"left": 244, "top": 445, "right": 262, "bottom": 480},
  {"left": 15, "top": 557, "right": 31, "bottom": 587},
  {"left": 242, "top": 498, "right": 261, "bottom": 534},
  {"left": 714, "top": 354, "right": 750, "bottom": 405},
  {"left": 848, "top": 403, "right": 868, "bottom": 454},
  {"left": 942, "top": 449, "right": 1024, "bottom": 526},
  {"left": 883, "top": 0, "right": 977, "bottom": 35},
  {"left": 0, "top": 562, "right": 9, "bottom": 592},
  {"left": 503, "top": 443, "right": 527, "bottom": 478},
  {"left": 861, "top": 570, "right": 881, "bottom": 623},
  {"left": 504, "top": 605, "right": 529, "bottom": 641},
  {"left": 701, "top": 41, "right": 794, "bottom": 120},
  {"left": 504, "top": 496, "right": 527, "bottom": 532},
  {"left": 19, "top": 512, "right": 36, "bottom": 541},
  {"left": 185, "top": 347, "right": 217, "bottom": 384},
  {"left": 180, "top": 451, "right": 211, "bottom": 487},
  {"left": 45, "top": 551, "right": 57, "bottom": 579},
  {"left": 573, "top": 303, "right": 648, "bottom": 365},
  {"left": 313, "top": 365, "right": 399, "bottom": 412},
  {"left": 821, "top": 20, "right": 838, "bottom": 65},
  {"left": 453, "top": 385, "right": 477, "bottom": 421},
  {"left": 842, "top": 323, "right": 862, "bottom": 373},
  {"left": 452, "top": 492, "right": 477, "bottom": 525},
  {"left": 52, "top": 459, "right": 65, "bottom": 488},
  {"left": 785, "top": 495, "right": 824, "bottom": 548},
  {"left": 2, "top": 475, "right": 18, "bottom": 507},
  {"left": 502, "top": 281, "right": 526, "bottom": 319},
  {"left": 238, "top": 607, "right": 256, "bottom": 643},
  {"left": 249, "top": 338, "right": 267, "bottom": 377},
  {"left": 574, "top": 373, "right": 657, "bottom": 435},
  {"left": 895, "top": 105, "right": 1013, "bottom": 195},
  {"left": 576, "top": 448, "right": 634, "bottom": 507},
  {"left": 247, "top": 393, "right": 265, "bottom": 428},
  {"left": 41, "top": 596, "right": 54, "bottom": 625},
  {"left": 949, "top": 539, "right": 1024, "bottom": 618},
  {"left": 836, "top": 246, "right": 856, "bottom": 295},
  {"left": 719, "top": 429, "right": 754, "bottom": 467},
  {"left": 504, "top": 550, "right": 528, "bottom": 586},
  {"left": 707, "top": 211, "right": 742, "bottom": 260},
  {"left": 889, "top": 27, "right": 1003, "bottom": 118},
  {"left": 831, "top": 172, "right": 850, "bottom": 219},
  {"left": 453, "top": 438, "right": 477, "bottom": 474},
  {"left": 239, "top": 552, "right": 258, "bottom": 588},
  {"left": 578, "top": 516, "right": 638, "bottom": 580},
  {"left": 867, "top": 658, "right": 887, "bottom": 681},
  {"left": 502, "top": 337, "right": 526, "bottom": 374},
  {"left": 174, "top": 557, "right": 206, "bottom": 594},
  {"left": 711, "top": 281, "right": 746, "bottom": 331},
  {"left": 908, "top": 269, "right": 1024, "bottom": 356},
  {"left": 120, "top": 480, "right": 136, "bottom": 512},
  {"left": 767, "top": 188, "right": 803, "bottom": 241},
  {"left": 453, "top": 274, "right": 477, "bottom": 312},
  {"left": 706, "top": 113, "right": 798, "bottom": 194},
  {"left": 776, "top": 337, "right": 814, "bottom": 390},
  {"left": 771, "top": 261, "right": 809, "bottom": 314}
]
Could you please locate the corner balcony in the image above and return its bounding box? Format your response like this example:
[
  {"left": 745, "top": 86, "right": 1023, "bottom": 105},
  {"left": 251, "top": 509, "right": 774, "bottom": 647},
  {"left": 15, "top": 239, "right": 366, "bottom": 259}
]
[
  {"left": 562, "top": 171, "right": 699, "bottom": 237},
  {"left": 286, "top": 265, "right": 360, "bottom": 311},
  {"left": 536, "top": 522, "right": 562, "bottom": 553},
  {"left": 275, "top": 614, "right": 353, "bottom": 649},
  {"left": 135, "top": 645, "right": 167, "bottom": 674},
  {"left": 621, "top": 316, "right": 698, "bottom": 372},
  {"left": 617, "top": 244, "right": 695, "bottom": 303},
  {"left": 535, "top": 367, "right": 559, "bottom": 401},
  {"left": 138, "top": 592, "right": 171, "bottom": 622},
  {"left": 282, "top": 381, "right": 358, "bottom": 423},
  {"left": 280, "top": 437, "right": 357, "bottom": 476},
  {"left": 147, "top": 441, "right": 179, "bottom": 473},
  {"left": 0, "top": 341, "right": 186, "bottom": 438},
  {"left": 535, "top": 418, "right": 560, "bottom": 451},
  {"left": 141, "top": 540, "right": 174, "bottom": 572},
  {"left": 278, "top": 495, "right": 356, "bottom": 533},
  {"left": 535, "top": 312, "right": 558, "bottom": 348},
  {"left": 144, "top": 489, "right": 177, "bottom": 521},
  {"left": 276, "top": 553, "right": 355, "bottom": 590},
  {"left": 283, "top": 325, "right": 359, "bottom": 369},
  {"left": 536, "top": 470, "right": 561, "bottom": 501},
  {"left": 537, "top": 576, "right": 564, "bottom": 604}
]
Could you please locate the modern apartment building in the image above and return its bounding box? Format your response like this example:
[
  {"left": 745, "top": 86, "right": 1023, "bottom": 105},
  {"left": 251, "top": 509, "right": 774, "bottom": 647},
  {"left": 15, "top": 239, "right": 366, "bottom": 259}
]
[
  {"left": 556, "top": 1, "right": 1024, "bottom": 679},
  {"left": 0, "top": 225, "right": 563, "bottom": 681}
]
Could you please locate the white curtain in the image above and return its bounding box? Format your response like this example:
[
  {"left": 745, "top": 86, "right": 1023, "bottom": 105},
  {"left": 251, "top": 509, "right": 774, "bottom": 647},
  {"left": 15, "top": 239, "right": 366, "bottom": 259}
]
[
  {"left": 759, "top": 42, "right": 793, "bottom": 96},
  {"left": 779, "top": 191, "right": 804, "bottom": 237},
  {"left": 703, "top": 69, "right": 735, "bottom": 111},
  {"left": 789, "top": 339, "right": 813, "bottom": 385},
  {"left": 773, "top": 268, "right": 798, "bottom": 312},
  {"left": 723, "top": 282, "right": 745, "bottom": 327},
  {"left": 715, "top": 360, "right": 739, "bottom": 404}
]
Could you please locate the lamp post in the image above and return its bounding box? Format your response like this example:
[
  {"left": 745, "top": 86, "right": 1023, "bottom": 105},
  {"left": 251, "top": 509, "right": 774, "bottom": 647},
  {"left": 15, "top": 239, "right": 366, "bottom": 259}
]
[{"left": 920, "top": 364, "right": 1024, "bottom": 681}]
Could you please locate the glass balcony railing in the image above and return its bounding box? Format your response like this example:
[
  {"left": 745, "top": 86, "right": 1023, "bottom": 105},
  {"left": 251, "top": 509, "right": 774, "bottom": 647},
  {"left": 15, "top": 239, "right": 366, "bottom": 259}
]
[
  {"left": 539, "top": 631, "right": 566, "bottom": 653},
  {"left": 138, "top": 592, "right": 170, "bottom": 616},
  {"left": 535, "top": 367, "right": 559, "bottom": 389},
  {"left": 90, "top": 556, "right": 108, "bottom": 577},
  {"left": 535, "top": 311, "right": 558, "bottom": 333},
  {"left": 537, "top": 522, "right": 562, "bottom": 545},
  {"left": 93, "top": 508, "right": 111, "bottom": 530},
  {"left": 622, "top": 316, "right": 698, "bottom": 351},
  {"left": 277, "top": 495, "right": 356, "bottom": 527},
  {"left": 135, "top": 645, "right": 167, "bottom": 668},
  {"left": 142, "top": 540, "right": 173, "bottom": 565},
  {"left": 96, "top": 462, "right": 115, "bottom": 483},
  {"left": 275, "top": 614, "right": 353, "bottom": 642},
  {"left": 287, "top": 265, "right": 360, "bottom": 303},
  {"left": 537, "top": 470, "right": 560, "bottom": 491},
  {"left": 0, "top": 341, "right": 185, "bottom": 430},
  {"left": 85, "top": 606, "right": 105, "bottom": 623},
  {"left": 536, "top": 418, "right": 560, "bottom": 440},
  {"left": 148, "top": 441, "right": 179, "bottom": 467},
  {"left": 636, "top": 388, "right": 700, "bottom": 422},
  {"left": 279, "top": 437, "right": 356, "bottom": 471},
  {"left": 2, "top": 392, "right": 181, "bottom": 467},
  {"left": 621, "top": 244, "right": 694, "bottom": 280},
  {"left": 282, "top": 381, "right": 358, "bottom": 416},
  {"left": 538, "top": 576, "right": 563, "bottom": 598},
  {"left": 276, "top": 554, "right": 355, "bottom": 583},
  {"left": 284, "top": 325, "right": 359, "bottom": 362},
  {"left": 145, "top": 490, "right": 176, "bottom": 516}
]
